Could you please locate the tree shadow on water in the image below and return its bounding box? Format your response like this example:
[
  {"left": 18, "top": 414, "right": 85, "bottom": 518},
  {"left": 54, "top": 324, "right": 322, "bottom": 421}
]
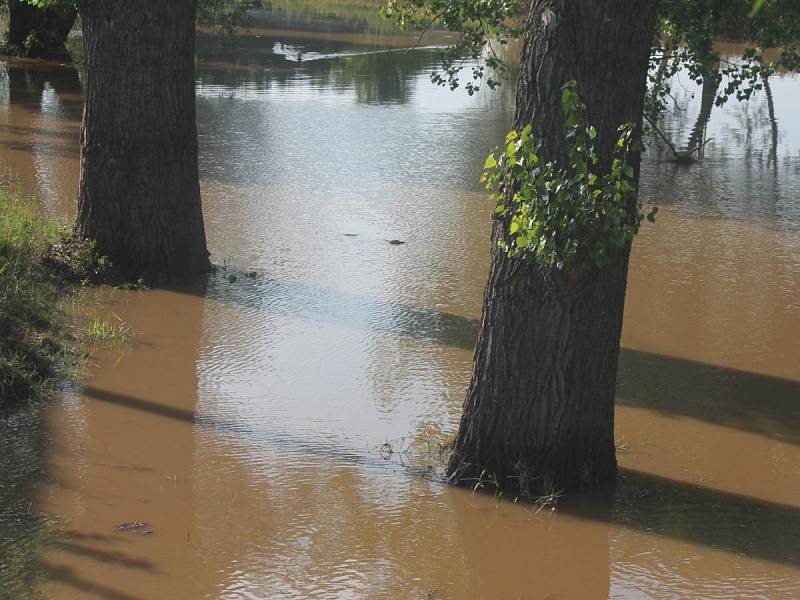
[
  {"left": 617, "top": 349, "right": 800, "bottom": 445},
  {"left": 80, "top": 384, "right": 800, "bottom": 570},
  {"left": 193, "top": 272, "right": 800, "bottom": 446}
]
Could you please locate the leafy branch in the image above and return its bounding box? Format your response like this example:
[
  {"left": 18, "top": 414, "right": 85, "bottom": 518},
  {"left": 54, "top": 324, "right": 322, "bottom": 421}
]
[
  {"left": 483, "top": 82, "right": 657, "bottom": 270},
  {"left": 382, "top": 0, "right": 521, "bottom": 95}
]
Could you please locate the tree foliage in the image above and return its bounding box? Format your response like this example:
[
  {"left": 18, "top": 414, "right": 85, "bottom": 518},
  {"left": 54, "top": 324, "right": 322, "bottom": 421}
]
[
  {"left": 485, "top": 82, "right": 656, "bottom": 270},
  {"left": 382, "top": 0, "right": 521, "bottom": 94},
  {"left": 196, "top": 0, "right": 261, "bottom": 32},
  {"left": 15, "top": 0, "right": 261, "bottom": 32},
  {"left": 383, "top": 0, "right": 797, "bottom": 270},
  {"left": 383, "top": 0, "right": 800, "bottom": 98}
]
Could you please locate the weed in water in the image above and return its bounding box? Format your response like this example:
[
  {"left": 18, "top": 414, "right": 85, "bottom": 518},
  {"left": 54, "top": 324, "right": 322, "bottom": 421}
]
[{"left": 82, "top": 313, "right": 135, "bottom": 345}]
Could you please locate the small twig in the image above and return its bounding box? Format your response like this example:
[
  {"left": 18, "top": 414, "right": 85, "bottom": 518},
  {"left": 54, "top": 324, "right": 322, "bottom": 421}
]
[
  {"left": 644, "top": 114, "right": 681, "bottom": 158},
  {"left": 404, "top": 10, "right": 444, "bottom": 53}
]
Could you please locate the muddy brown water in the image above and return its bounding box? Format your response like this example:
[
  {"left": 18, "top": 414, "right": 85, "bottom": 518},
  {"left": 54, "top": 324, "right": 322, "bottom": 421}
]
[{"left": 1, "top": 15, "right": 800, "bottom": 600}]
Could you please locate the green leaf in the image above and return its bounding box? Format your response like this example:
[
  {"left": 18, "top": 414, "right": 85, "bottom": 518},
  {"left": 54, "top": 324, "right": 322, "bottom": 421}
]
[
  {"left": 748, "top": 0, "right": 767, "bottom": 17},
  {"left": 484, "top": 154, "right": 497, "bottom": 170}
]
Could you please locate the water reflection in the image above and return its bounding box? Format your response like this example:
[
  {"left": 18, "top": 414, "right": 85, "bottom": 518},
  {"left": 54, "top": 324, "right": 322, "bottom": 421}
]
[
  {"left": 0, "top": 61, "right": 81, "bottom": 217},
  {"left": 35, "top": 289, "right": 211, "bottom": 599},
  {"left": 196, "top": 30, "right": 453, "bottom": 105},
  {"left": 0, "top": 11, "right": 798, "bottom": 599},
  {"left": 0, "top": 402, "right": 51, "bottom": 597}
]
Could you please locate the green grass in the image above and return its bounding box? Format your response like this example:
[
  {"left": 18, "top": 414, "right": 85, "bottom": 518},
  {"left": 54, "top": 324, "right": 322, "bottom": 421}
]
[
  {"left": 258, "top": 0, "right": 399, "bottom": 34},
  {"left": 83, "top": 314, "right": 135, "bottom": 345},
  {"left": 0, "top": 186, "right": 69, "bottom": 411}
]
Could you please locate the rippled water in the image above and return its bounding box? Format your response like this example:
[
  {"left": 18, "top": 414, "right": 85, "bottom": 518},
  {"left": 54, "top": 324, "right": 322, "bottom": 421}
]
[{"left": 1, "top": 11, "right": 799, "bottom": 600}]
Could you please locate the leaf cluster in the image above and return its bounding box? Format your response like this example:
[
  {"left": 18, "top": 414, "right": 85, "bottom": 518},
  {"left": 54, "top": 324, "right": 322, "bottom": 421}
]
[
  {"left": 382, "top": 0, "right": 798, "bottom": 104},
  {"left": 483, "top": 82, "right": 656, "bottom": 270}
]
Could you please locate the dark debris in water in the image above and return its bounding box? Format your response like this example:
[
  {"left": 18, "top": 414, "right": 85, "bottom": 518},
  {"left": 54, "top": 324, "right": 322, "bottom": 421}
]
[{"left": 114, "top": 521, "right": 153, "bottom": 535}]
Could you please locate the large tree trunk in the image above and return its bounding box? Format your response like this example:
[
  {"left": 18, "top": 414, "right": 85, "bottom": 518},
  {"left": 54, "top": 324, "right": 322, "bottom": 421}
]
[
  {"left": 447, "top": 0, "right": 659, "bottom": 496},
  {"left": 6, "top": 0, "right": 77, "bottom": 60},
  {"left": 75, "top": 0, "right": 210, "bottom": 284}
]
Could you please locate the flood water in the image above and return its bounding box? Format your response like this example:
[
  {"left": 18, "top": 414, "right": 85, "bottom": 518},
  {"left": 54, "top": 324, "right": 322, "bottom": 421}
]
[{"left": 1, "top": 8, "right": 800, "bottom": 599}]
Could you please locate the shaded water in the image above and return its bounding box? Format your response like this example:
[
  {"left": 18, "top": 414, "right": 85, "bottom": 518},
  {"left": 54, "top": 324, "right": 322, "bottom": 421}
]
[{"left": 1, "top": 11, "right": 800, "bottom": 599}]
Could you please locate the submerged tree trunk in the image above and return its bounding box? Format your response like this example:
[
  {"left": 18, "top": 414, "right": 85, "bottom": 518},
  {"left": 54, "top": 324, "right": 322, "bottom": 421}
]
[
  {"left": 75, "top": 0, "right": 210, "bottom": 284},
  {"left": 764, "top": 75, "right": 778, "bottom": 166},
  {"left": 6, "top": 0, "right": 77, "bottom": 60},
  {"left": 686, "top": 65, "right": 719, "bottom": 156},
  {"left": 447, "top": 0, "right": 659, "bottom": 496}
]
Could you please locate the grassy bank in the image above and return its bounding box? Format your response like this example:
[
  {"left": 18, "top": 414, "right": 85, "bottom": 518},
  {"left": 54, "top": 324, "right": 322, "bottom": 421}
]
[{"left": 0, "top": 187, "right": 69, "bottom": 412}]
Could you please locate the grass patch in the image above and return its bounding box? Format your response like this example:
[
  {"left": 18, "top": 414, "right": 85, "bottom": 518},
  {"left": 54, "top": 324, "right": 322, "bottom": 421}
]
[
  {"left": 0, "top": 186, "right": 85, "bottom": 412},
  {"left": 0, "top": 189, "right": 63, "bottom": 407},
  {"left": 83, "top": 314, "right": 135, "bottom": 345}
]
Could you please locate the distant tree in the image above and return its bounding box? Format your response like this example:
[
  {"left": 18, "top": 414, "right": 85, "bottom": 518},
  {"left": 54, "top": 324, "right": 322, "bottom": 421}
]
[
  {"left": 5, "top": 0, "right": 77, "bottom": 59},
  {"left": 4, "top": 0, "right": 259, "bottom": 62},
  {"left": 197, "top": 0, "right": 260, "bottom": 32}
]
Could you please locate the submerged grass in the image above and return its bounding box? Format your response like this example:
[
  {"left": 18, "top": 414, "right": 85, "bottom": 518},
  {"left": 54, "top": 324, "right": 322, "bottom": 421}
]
[{"left": 83, "top": 314, "right": 135, "bottom": 345}]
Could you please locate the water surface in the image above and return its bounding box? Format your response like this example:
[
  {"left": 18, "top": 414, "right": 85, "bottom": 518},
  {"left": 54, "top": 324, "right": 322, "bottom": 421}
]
[{"left": 0, "top": 13, "right": 799, "bottom": 600}]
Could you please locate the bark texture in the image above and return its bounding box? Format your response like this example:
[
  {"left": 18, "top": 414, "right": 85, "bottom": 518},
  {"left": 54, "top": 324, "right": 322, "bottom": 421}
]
[
  {"left": 6, "top": 0, "right": 77, "bottom": 59},
  {"left": 75, "top": 0, "right": 210, "bottom": 284},
  {"left": 447, "top": 0, "right": 659, "bottom": 496}
]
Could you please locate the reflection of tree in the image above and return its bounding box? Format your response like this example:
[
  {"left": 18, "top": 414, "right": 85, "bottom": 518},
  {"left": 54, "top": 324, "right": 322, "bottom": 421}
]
[
  {"left": 7, "top": 66, "right": 47, "bottom": 106},
  {"left": 325, "top": 48, "right": 440, "bottom": 104},
  {"left": 6, "top": 62, "right": 81, "bottom": 111},
  {"left": 196, "top": 30, "right": 444, "bottom": 105}
]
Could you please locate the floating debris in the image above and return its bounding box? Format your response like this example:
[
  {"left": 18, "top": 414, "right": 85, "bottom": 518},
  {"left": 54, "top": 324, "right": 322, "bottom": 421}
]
[{"left": 114, "top": 521, "right": 154, "bottom": 535}]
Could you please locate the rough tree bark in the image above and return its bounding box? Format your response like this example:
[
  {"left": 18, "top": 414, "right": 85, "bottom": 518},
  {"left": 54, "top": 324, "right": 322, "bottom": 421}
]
[
  {"left": 447, "top": 0, "right": 660, "bottom": 496},
  {"left": 6, "top": 0, "right": 77, "bottom": 59},
  {"left": 75, "top": 0, "right": 210, "bottom": 284}
]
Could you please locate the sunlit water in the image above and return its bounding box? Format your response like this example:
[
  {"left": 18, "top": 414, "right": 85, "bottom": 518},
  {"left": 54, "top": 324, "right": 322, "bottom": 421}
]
[{"left": 0, "top": 11, "right": 799, "bottom": 599}]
